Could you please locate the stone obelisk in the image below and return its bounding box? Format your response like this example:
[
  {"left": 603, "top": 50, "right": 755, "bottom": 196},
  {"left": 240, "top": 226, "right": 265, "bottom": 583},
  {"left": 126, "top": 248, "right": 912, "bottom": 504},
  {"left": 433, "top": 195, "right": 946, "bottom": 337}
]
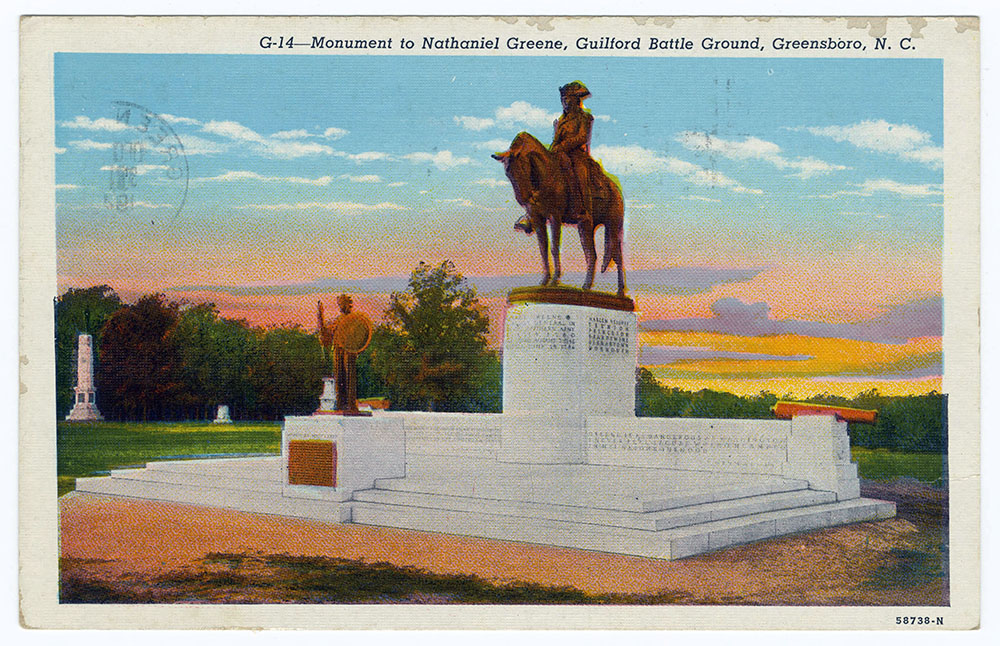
[{"left": 65, "top": 334, "right": 104, "bottom": 421}]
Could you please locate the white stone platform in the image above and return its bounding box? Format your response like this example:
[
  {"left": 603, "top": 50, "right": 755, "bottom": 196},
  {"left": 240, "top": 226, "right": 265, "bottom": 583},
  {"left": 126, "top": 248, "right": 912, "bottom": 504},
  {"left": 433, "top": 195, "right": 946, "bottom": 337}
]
[
  {"left": 72, "top": 297, "right": 895, "bottom": 560},
  {"left": 74, "top": 452, "right": 895, "bottom": 560}
]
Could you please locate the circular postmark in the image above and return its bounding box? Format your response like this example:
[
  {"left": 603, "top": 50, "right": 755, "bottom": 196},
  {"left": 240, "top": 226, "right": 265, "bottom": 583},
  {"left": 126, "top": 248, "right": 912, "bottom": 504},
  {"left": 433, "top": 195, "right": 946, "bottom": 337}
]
[{"left": 104, "top": 101, "right": 189, "bottom": 219}]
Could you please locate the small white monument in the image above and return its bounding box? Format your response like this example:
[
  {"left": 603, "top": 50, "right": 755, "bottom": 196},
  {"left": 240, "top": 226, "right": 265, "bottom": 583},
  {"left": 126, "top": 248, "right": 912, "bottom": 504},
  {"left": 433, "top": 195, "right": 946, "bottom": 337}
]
[
  {"left": 213, "top": 404, "right": 233, "bottom": 424},
  {"left": 65, "top": 334, "right": 103, "bottom": 421},
  {"left": 317, "top": 377, "right": 338, "bottom": 413}
]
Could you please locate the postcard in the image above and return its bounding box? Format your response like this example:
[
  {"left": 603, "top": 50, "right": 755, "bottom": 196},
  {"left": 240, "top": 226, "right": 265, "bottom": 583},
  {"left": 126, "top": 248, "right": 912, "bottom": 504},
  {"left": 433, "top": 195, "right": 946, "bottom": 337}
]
[{"left": 19, "top": 15, "right": 979, "bottom": 629}]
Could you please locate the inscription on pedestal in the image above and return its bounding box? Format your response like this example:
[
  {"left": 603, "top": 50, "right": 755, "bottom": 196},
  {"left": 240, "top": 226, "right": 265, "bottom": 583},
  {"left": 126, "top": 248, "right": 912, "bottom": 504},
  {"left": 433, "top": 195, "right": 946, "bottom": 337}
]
[
  {"left": 588, "top": 316, "right": 630, "bottom": 354},
  {"left": 588, "top": 431, "right": 786, "bottom": 453},
  {"left": 511, "top": 313, "right": 576, "bottom": 351}
]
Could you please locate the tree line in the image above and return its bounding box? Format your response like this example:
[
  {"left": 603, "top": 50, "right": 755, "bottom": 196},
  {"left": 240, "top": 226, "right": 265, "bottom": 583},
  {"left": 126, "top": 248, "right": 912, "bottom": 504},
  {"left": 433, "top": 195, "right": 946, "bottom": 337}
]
[
  {"left": 636, "top": 367, "right": 947, "bottom": 453},
  {"left": 55, "top": 261, "right": 501, "bottom": 421},
  {"left": 55, "top": 262, "right": 946, "bottom": 453}
]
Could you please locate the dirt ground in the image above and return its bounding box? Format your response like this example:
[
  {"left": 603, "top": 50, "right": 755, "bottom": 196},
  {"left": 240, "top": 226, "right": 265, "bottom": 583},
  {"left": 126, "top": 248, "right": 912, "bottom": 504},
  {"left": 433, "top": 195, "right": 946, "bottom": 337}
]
[{"left": 59, "top": 479, "right": 948, "bottom": 605}]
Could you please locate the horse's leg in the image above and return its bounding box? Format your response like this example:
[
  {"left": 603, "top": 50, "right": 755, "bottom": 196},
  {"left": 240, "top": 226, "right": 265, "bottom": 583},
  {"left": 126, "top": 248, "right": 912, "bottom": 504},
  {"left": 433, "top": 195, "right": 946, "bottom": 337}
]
[
  {"left": 614, "top": 231, "right": 626, "bottom": 297},
  {"left": 549, "top": 218, "right": 562, "bottom": 286},
  {"left": 534, "top": 214, "right": 551, "bottom": 286},
  {"left": 579, "top": 221, "right": 597, "bottom": 290}
]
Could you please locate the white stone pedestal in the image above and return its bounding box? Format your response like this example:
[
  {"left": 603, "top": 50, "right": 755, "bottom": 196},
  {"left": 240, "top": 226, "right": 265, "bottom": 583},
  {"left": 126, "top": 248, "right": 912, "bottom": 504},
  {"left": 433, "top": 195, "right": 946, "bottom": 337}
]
[
  {"left": 317, "top": 377, "right": 337, "bottom": 412},
  {"left": 500, "top": 301, "right": 638, "bottom": 463},
  {"left": 212, "top": 404, "right": 233, "bottom": 424},
  {"left": 783, "top": 413, "right": 860, "bottom": 500},
  {"left": 282, "top": 415, "right": 405, "bottom": 504}
]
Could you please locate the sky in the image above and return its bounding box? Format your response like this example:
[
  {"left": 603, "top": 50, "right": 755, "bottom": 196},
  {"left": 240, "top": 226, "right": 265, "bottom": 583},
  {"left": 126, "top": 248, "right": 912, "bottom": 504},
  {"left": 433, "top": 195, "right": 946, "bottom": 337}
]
[{"left": 54, "top": 53, "right": 944, "bottom": 397}]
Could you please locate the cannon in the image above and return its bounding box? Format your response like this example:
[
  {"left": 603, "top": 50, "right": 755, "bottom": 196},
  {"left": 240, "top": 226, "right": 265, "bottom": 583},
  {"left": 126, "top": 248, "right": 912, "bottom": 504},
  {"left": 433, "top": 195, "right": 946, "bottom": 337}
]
[{"left": 772, "top": 400, "right": 878, "bottom": 425}]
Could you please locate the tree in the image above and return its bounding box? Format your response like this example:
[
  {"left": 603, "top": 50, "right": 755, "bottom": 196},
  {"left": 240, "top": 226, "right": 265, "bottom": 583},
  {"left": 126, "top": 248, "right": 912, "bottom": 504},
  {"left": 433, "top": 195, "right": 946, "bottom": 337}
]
[
  {"left": 370, "top": 261, "right": 495, "bottom": 412},
  {"left": 96, "top": 293, "right": 184, "bottom": 421},
  {"left": 170, "top": 303, "right": 258, "bottom": 420},
  {"left": 54, "top": 286, "right": 123, "bottom": 416},
  {"left": 250, "top": 325, "right": 326, "bottom": 419}
]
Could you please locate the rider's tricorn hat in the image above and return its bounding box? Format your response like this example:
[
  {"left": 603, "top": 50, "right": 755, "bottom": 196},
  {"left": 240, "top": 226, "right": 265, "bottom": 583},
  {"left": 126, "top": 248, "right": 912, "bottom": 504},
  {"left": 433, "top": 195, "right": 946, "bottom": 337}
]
[{"left": 559, "top": 81, "right": 591, "bottom": 99}]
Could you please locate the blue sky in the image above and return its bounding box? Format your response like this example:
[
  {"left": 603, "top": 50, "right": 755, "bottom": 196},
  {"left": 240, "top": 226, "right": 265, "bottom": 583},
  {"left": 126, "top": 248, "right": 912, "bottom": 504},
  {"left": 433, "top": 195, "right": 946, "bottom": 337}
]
[
  {"left": 54, "top": 53, "right": 943, "bottom": 321},
  {"left": 53, "top": 52, "right": 946, "bottom": 395}
]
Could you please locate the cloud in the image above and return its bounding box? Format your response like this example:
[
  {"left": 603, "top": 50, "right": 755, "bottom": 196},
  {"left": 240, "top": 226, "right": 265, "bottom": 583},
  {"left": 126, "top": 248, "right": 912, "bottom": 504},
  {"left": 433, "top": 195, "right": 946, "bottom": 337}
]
[
  {"left": 857, "top": 179, "right": 942, "bottom": 197},
  {"left": 271, "top": 129, "right": 311, "bottom": 139},
  {"left": 340, "top": 174, "right": 382, "bottom": 183},
  {"left": 802, "top": 119, "right": 942, "bottom": 168},
  {"left": 434, "top": 198, "right": 505, "bottom": 212},
  {"left": 495, "top": 101, "right": 558, "bottom": 128},
  {"left": 196, "top": 170, "right": 336, "bottom": 185},
  {"left": 472, "top": 177, "right": 508, "bottom": 187},
  {"left": 403, "top": 150, "right": 474, "bottom": 170},
  {"left": 336, "top": 150, "right": 392, "bottom": 163},
  {"left": 55, "top": 146, "right": 66, "bottom": 154},
  {"left": 592, "top": 144, "right": 763, "bottom": 194},
  {"left": 387, "top": 181, "right": 408, "bottom": 187},
  {"left": 68, "top": 139, "right": 113, "bottom": 151},
  {"left": 677, "top": 131, "right": 847, "bottom": 179},
  {"left": 60, "top": 116, "right": 130, "bottom": 132},
  {"left": 454, "top": 116, "right": 495, "bottom": 131},
  {"left": 175, "top": 134, "right": 228, "bottom": 155},
  {"left": 174, "top": 266, "right": 763, "bottom": 298},
  {"left": 55, "top": 184, "right": 79, "bottom": 190},
  {"left": 323, "top": 127, "right": 349, "bottom": 139},
  {"left": 159, "top": 114, "right": 202, "bottom": 126},
  {"left": 132, "top": 201, "right": 175, "bottom": 209},
  {"left": 679, "top": 195, "right": 721, "bottom": 203},
  {"left": 475, "top": 138, "right": 512, "bottom": 151},
  {"left": 240, "top": 201, "right": 410, "bottom": 212},
  {"left": 643, "top": 295, "right": 942, "bottom": 343},
  {"left": 202, "top": 119, "right": 334, "bottom": 158},
  {"left": 455, "top": 101, "right": 559, "bottom": 131},
  {"left": 624, "top": 267, "right": 766, "bottom": 295},
  {"left": 813, "top": 179, "right": 943, "bottom": 199},
  {"left": 100, "top": 164, "right": 171, "bottom": 175},
  {"left": 640, "top": 346, "right": 811, "bottom": 364}
]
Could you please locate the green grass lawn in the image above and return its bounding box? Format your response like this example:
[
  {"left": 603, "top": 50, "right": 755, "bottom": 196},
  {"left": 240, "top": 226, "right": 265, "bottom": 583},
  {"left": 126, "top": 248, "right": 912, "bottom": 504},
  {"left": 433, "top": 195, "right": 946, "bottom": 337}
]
[
  {"left": 852, "top": 447, "right": 946, "bottom": 486},
  {"left": 58, "top": 421, "right": 281, "bottom": 496}
]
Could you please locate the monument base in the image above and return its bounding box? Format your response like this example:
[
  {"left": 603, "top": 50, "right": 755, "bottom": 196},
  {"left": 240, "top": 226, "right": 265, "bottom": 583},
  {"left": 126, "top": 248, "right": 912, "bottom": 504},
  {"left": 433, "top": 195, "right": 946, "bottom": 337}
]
[
  {"left": 65, "top": 402, "right": 103, "bottom": 422},
  {"left": 501, "top": 296, "right": 638, "bottom": 464},
  {"left": 71, "top": 288, "right": 895, "bottom": 559},
  {"left": 281, "top": 414, "right": 403, "bottom": 502}
]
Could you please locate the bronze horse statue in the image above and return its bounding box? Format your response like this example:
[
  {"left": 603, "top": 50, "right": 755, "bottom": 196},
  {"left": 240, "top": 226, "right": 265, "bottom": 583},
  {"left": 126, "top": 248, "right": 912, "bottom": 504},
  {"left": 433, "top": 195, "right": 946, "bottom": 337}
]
[{"left": 493, "top": 132, "right": 626, "bottom": 297}]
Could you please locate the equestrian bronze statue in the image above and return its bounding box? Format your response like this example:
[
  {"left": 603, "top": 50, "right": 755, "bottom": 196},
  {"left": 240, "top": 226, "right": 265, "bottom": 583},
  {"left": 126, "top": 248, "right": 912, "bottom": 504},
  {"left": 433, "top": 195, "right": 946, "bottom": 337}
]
[{"left": 492, "top": 81, "right": 626, "bottom": 297}]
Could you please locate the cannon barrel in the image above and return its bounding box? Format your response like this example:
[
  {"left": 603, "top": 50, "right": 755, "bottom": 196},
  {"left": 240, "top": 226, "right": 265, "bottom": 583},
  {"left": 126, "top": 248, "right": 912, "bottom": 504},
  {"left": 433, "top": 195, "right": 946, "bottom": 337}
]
[{"left": 772, "top": 400, "right": 878, "bottom": 425}]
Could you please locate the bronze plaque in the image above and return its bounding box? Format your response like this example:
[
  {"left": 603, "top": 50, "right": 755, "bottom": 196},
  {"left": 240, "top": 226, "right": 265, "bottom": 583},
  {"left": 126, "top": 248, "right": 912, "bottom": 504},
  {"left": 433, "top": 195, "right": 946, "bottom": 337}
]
[{"left": 287, "top": 440, "right": 336, "bottom": 487}]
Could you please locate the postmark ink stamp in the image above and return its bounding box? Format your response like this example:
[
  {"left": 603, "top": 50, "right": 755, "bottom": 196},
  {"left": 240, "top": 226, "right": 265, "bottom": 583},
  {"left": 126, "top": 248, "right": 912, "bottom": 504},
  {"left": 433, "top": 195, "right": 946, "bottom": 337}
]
[{"left": 104, "top": 101, "right": 188, "bottom": 219}]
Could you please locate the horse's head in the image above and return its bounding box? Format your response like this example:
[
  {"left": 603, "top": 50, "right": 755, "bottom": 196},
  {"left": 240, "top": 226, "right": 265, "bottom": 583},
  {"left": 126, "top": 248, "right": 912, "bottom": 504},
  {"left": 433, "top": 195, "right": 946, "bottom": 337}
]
[{"left": 491, "top": 132, "right": 540, "bottom": 164}]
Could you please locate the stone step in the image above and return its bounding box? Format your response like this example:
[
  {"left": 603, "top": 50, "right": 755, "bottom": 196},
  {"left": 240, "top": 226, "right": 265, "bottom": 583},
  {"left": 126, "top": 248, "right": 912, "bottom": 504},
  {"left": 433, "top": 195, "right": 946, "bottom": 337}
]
[
  {"left": 352, "top": 487, "right": 836, "bottom": 531},
  {"left": 106, "top": 465, "right": 284, "bottom": 494},
  {"left": 74, "top": 474, "right": 351, "bottom": 523},
  {"left": 350, "top": 497, "right": 896, "bottom": 560},
  {"left": 142, "top": 456, "right": 282, "bottom": 479},
  {"left": 371, "top": 472, "right": 811, "bottom": 513},
  {"left": 665, "top": 498, "right": 897, "bottom": 559}
]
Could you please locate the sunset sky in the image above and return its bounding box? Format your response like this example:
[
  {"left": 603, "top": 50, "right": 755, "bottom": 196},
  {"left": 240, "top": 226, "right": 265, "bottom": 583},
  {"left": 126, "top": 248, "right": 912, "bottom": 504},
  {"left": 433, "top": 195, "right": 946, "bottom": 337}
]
[{"left": 54, "top": 53, "right": 944, "bottom": 397}]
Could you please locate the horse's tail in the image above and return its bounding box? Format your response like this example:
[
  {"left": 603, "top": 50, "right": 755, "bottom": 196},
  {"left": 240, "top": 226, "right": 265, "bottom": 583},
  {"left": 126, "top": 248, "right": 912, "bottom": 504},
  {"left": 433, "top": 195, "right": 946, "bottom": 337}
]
[
  {"left": 601, "top": 224, "right": 616, "bottom": 273},
  {"left": 599, "top": 182, "right": 624, "bottom": 273}
]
